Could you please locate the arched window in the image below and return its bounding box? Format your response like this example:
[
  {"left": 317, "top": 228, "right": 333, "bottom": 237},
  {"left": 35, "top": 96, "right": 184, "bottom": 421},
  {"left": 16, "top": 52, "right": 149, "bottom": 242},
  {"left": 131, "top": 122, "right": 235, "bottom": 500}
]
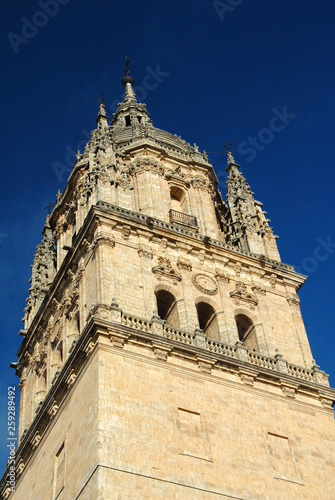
[
  {"left": 235, "top": 314, "right": 258, "bottom": 351},
  {"left": 170, "top": 186, "right": 188, "bottom": 214},
  {"left": 156, "top": 290, "right": 179, "bottom": 328},
  {"left": 196, "top": 302, "right": 219, "bottom": 340},
  {"left": 169, "top": 186, "right": 197, "bottom": 227}
]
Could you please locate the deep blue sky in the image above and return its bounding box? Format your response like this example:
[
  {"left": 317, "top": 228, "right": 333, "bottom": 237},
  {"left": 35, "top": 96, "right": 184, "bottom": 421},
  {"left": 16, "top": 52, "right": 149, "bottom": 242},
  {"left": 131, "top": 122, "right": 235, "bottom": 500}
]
[{"left": 1, "top": 0, "right": 334, "bottom": 470}]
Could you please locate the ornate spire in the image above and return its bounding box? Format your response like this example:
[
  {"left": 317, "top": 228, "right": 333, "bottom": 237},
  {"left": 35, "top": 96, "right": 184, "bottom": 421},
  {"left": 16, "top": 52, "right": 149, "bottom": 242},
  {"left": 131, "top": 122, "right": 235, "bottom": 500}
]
[
  {"left": 111, "top": 60, "right": 152, "bottom": 129},
  {"left": 95, "top": 103, "right": 110, "bottom": 130},
  {"left": 23, "top": 216, "right": 56, "bottom": 328},
  {"left": 121, "top": 58, "right": 137, "bottom": 103},
  {"left": 225, "top": 157, "right": 280, "bottom": 260}
]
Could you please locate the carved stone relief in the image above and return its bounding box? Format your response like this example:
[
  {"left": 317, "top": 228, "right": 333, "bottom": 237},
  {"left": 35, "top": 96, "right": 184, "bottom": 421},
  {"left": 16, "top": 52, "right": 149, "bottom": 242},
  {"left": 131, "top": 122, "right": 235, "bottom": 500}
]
[
  {"left": 230, "top": 283, "right": 258, "bottom": 310},
  {"left": 177, "top": 257, "right": 192, "bottom": 271},
  {"left": 152, "top": 257, "right": 182, "bottom": 286}
]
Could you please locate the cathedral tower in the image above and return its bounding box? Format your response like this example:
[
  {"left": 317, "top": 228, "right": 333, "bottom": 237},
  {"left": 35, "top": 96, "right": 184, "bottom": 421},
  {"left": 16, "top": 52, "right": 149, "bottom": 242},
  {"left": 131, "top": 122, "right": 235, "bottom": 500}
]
[{"left": 1, "top": 68, "right": 335, "bottom": 499}]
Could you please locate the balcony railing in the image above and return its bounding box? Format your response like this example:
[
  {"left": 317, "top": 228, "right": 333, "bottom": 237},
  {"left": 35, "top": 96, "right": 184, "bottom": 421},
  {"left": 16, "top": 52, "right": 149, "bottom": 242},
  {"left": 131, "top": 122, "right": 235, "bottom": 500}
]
[{"left": 169, "top": 209, "right": 197, "bottom": 228}]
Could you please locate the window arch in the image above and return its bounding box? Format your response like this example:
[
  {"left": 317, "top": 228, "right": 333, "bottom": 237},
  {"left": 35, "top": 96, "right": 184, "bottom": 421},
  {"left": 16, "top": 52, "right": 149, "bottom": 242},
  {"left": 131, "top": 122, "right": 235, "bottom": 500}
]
[
  {"left": 170, "top": 186, "right": 188, "bottom": 214},
  {"left": 196, "top": 302, "right": 219, "bottom": 340},
  {"left": 235, "top": 314, "right": 258, "bottom": 351},
  {"left": 156, "top": 290, "right": 179, "bottom": 328}
]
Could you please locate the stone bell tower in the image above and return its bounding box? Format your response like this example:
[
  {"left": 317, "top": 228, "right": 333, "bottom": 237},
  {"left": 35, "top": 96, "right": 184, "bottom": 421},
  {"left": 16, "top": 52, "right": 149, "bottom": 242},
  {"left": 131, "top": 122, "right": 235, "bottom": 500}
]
[{"left": 1, "top": 66, "right": 335, "bottom": 499}]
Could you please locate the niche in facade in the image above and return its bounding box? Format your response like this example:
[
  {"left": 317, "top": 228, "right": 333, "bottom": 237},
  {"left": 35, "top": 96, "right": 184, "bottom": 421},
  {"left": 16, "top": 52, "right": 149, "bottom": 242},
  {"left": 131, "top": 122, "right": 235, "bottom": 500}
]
[
  {"left": 196, "top": 302, "right": 219, "bottom": 340},
  {"left": 156, "top": 290, "right": 179, "bottom": 328},
  {"left": 170, "top": 186, "right": 188, "bottom": 214},
  {"left": 235, "top": 314, "right": 258, "bottom": 351}
]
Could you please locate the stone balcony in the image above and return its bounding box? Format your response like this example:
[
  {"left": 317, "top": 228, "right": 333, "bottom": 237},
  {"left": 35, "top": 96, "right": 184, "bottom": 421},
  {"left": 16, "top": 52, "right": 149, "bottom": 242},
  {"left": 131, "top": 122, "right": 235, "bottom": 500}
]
[{"left": 169, "top": 209, "right": 197, "bottom": 228}]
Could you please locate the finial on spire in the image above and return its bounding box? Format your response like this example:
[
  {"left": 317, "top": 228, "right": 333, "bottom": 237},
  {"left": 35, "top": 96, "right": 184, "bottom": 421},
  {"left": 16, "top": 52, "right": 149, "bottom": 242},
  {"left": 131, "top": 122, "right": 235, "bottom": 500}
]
[{"left": 121, "top": 57, "right": 134, "bottom": 87}]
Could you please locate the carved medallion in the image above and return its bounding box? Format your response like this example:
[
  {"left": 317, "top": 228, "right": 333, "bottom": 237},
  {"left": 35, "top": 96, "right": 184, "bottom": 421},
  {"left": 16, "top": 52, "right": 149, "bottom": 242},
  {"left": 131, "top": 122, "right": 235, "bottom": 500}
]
[{"left": 192, "top": 273, "right": 218, "bottom": 295}]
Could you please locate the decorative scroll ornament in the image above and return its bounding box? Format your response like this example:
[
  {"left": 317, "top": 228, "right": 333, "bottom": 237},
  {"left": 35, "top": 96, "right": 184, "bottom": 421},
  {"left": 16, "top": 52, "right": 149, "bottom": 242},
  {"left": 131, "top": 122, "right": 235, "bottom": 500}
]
[
  {"left": 177, "top": 257, "right": 192, "bottom": 271},
  {"left": 152, "top": 257, "right": 181, "bottom": 285},
  {"left": 91, "top": 231, "right": 115, "bottom": 252},
  {"left": 230, "top": 282, "right": 258, "bottom": 310},
  {"left": 215, "top": 269, "right": 230, "bottom": 283},
  {"left": 286, "top": 294, "right": 301, "bottom": 308},
  {"left": 192, "top": 273, "right": 218, "bottom": 295}
]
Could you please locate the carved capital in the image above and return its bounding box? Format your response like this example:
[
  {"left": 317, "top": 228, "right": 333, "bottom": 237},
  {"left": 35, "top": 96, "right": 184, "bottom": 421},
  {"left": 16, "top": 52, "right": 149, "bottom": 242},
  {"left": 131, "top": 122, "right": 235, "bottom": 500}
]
[
  {"left": 66, "top": 370, "right": 77, "bottom": 387},
  {"left": 280, "top": 382, "right": 298, "bottom": 399},
  {"left": 177, "top": 257, "right": 192, "bottom": 271},
  {"left": 91, "top": 231, "right": 115, "bottom": 252},
  {"left": 197, "top": 356, "right": 215, "bottom": 373},
  {"left": 152, "top": 343, "right": 171, "bottom": 361},
  {"left": 84, "top": 340, "right": 96, "bottom": 356},
  {"left": 215, "top": 269, "right": 230, "bottom": 283},
  {"left": 32, "top": 432, "right": 41, "bottom": 448},
  {"left": 109, "top": 332, "right": 129, "bottom": 348},
  {"left": 17, "top": 459, "right": 25, "bottom": 476},
  {"left": 238, "top": 368, "right": 258, "bottom": 386},
  {"left": 48, "top": 402, "right": 59, "bottom": 418},
  {"left": 3, "top": 487, "right": 12, "bottom": 499},
  {"left": 286, "top": 294, "right": 301, "bottom": 308}
]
